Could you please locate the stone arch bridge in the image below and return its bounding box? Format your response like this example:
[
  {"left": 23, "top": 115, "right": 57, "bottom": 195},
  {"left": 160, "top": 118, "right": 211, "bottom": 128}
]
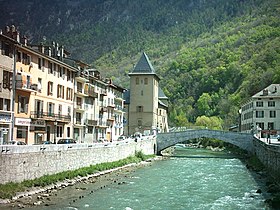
[{"left": 156, "top": 129, "right": 254, "bottom": 154}]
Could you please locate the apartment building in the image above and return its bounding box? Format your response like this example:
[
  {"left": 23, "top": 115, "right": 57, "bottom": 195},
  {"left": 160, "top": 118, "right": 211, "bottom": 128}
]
[
  {"left": 73, "top": 69, "right": 125, "bottom": 143},
  {"left": 240, "top": 84, "right": 280, "bottom": 137},
  {"left": 0, "top": 27, "right": 16, "bottom": 144},
  {"left": 125, "top": 52, "right": 169, "bottom": 135},
  {"left": 0, "top": 25, "right": 129, "bottom": 144}
]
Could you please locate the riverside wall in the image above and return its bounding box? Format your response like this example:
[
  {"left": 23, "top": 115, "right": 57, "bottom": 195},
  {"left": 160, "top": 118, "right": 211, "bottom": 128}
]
[
  {"left": 253, "top": 137, "right": 280, "bottom": 182},
  {"left": 0, "top": 137, "right": 156, "bottom": 184}
]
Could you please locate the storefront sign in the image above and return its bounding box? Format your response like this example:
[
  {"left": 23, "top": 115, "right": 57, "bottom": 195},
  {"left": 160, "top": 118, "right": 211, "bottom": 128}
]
[
  {"left": 31, "top": 119, "right": 46, "bottom": 127},
  {"left": 0, "top": 114, "right": 11, "bottom": 123},
  {"left": 15, "top": 118, "right": 31, "bottom": 126},
  {"left": 15, "top": 118, "right": 46, "bottom": 127}
]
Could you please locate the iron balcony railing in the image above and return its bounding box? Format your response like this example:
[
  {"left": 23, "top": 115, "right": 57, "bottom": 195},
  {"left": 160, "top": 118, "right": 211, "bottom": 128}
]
[{"left": 30, "top": 111, "right": 71, "bottom": 122}]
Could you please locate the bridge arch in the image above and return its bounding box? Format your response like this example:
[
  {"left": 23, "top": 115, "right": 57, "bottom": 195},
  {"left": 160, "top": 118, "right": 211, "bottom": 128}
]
[{"left": 156, "top": 129, "right": 254, "bottom": 154}]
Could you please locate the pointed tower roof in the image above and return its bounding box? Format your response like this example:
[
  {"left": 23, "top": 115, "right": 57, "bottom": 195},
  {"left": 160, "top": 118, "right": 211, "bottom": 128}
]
[
  {"left": 129, "top": 52, "right": 160, "bottom": 79},
  {"left": 133, "top": 52, "right": 155, "bottom": 73}
]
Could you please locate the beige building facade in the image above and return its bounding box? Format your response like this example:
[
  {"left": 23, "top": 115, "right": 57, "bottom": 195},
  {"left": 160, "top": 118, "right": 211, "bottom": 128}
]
[
  {"left": 240, "top": 84, "right": 280, "bottom": 137},
  {"left": 125, "top": 53, "right": 169, "bottom": 135},
  {"left": 0, "top": 25, "right": 125, "bottom": 144}
]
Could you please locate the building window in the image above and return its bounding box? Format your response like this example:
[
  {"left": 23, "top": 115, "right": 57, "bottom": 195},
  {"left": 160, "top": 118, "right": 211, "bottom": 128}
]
[
  {"left": 256, "top": 101, "right": 263, "bottom": 107},
  {"left": 88, "top": 126, "right": 93, "bottom": 134},
  {"left": 2, "top": 99, "right": 11, "bottom": 111},
  {"left": 53, "top": 63, "right": 56, "bottom": 76},
  {"left": 144, "top": 78, "right": 148, "bottom": 85},
  {"left": 38, "top": 58, "right": 42, "bottom": 69},
  {"left": 256, "top": 111, "right": 264, "bottom": 118},
  {"left": 141, "top": 90, "right": 143, "bottom": 96},
  {"left": 22, "top": 53, "right": 31, "bottom": 65},
  {"left": 17, "top": 51, "right": 22, "bottom": 62},
  {"left": 16, "top": 126, "right": 27, "bottom": 138},
  {"left": 38, "top": 78, "right": 42, "bottom": 93},
  {"left": 66, "top": 88, "right": 73, "bottom": 100},
  {"left": 76, "top": 112, "right": 81, "bottom": 124},
  {"left": 270, "top": 111, "right": 276, "bottom": 118},
  {"left": 57, "top": 85, "right": 64, "bottom": 98},
  {"left": 48, "top": 82, "right": 53, "bottom": 95},
  {"left": 77, "top": 82, "right": 83, "bottom": 93},
  {"left": 67, "top": 69, "right": 71, "bottom": 81},
  {"left": 47, "top": 102, "right": 55, "bottom": 116},
  {"left": 77, "top": 97, "right": 82, "bottom": 107},
  {"left": 49, "top": 61, "right": 53, "bottom": 74},
  {"left": 67, "top": 127, "right": 71, "bottom": 137},
  {"left": 268, "top": 101, "right": 275, "bottom": 107},
  {"left": 138, "top": 119, "right": 142, "bottom": 126},
  {"left": 57, "top": 126, "right": 63, "bottom": 137},
  {"left": 268, "top": 122, "right": 274, "bottom": 130},
  {"left": 18, "top": 96, "right": 28, "bottom": 113},
  {"left": 137, "top": 106, "right": 143, "bottom": 112},
  {"left": 136, "top": 77, "right": 139, "bottom": 85},
  {"left": 68, "top": 106, "right": 71, "bottom": 117},
  {"left": 58, "top": 104, "right": 62, "bottom": 117},
  {"left": 256, "top": 122, "right": 264, "bottom": 130},
  {"left": 1, "top": 41, "right": 11, "bottom": 56}
]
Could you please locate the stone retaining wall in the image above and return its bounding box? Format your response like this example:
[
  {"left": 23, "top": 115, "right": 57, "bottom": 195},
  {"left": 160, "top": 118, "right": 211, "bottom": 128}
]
[
  {"left": 0, "top": 137, "right": 156, "bottom": 184},
  {"left": 253, "top": 137, "right": 280, "bottom": 182}
]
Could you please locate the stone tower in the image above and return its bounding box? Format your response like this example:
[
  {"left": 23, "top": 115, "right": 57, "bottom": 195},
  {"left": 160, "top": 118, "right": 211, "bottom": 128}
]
[{"left": 127, "top": 52, "right": 168, "bottom": 135}]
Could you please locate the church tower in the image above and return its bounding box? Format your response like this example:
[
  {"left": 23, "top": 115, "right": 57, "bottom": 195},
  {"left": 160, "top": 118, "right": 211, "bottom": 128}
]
[{"left": 127, "top": 52, "right": 166, "bottom": 135}]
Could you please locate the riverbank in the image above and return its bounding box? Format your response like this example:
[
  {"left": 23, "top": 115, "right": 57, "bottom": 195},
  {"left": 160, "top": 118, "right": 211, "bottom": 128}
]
[{"left": 0, "top": 154, "right": 162, "bottom": 209}]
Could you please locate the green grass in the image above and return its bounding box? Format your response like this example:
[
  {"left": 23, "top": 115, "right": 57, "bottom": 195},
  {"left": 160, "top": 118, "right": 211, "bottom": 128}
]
[{"left": 0, "top": 151, "right": 155, "bottom": 199}]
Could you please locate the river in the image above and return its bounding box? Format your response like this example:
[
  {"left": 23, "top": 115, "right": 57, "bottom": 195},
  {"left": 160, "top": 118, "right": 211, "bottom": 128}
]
[{"left": 18, "top": 146, "right": 270, "bottom": 210}]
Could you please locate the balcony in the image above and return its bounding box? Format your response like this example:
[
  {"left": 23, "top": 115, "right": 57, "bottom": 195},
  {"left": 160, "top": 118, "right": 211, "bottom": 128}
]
[
  {"left": 75, "top": 103, "right": 85, "bottom": 111},
  {"left": 107, "top": 117, "right": 115, "bottom": 122},
  {"left": 100, "top": 89, "right": 107, "bottom": 96},
  {"left": 16, "top": 75, "right": 40, "bottom": 92},
  {"left": 75, "top": 119, "right": 82, "bottom": 125},
  {"left": 100, "top": 107, "right": 108, "bottom": 113},
  {"left": 107, "top": 104, "right": 115, "bottom": 108},
  {"left": 85, "top": 119, "right": 98, "bottom": 126},
  {"left": 85, "top": 84, "right": 98, "bottom": 98},
  {"left": 30, "top": 111, "right": 71, "bottom": 122},
  {"left": 114, "top": 105, "right": 124, "bottom": 113}
]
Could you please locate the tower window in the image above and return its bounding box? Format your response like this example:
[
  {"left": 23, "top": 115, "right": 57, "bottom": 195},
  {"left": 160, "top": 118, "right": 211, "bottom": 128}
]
[
  {"left": 137, "top": 106, "right": 143, "bottom": 112},
  {"left": 144, "top": 78, "right": 148, "bottom": 85},
  {"left": 136, "top": 77, "right": 139, "bottom": 85}
]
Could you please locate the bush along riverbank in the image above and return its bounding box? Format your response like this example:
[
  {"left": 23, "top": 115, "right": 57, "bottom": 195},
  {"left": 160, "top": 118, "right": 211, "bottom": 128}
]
[
  {"left": 0, "top": 151, "right": 157, "bottom": 208},
  {"left": 181, "top": 137, "right": 280, "bottom": 209}
]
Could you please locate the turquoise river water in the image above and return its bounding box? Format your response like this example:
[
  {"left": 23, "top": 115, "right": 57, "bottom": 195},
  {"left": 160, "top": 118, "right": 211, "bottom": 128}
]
[{"left": 23, "top": 147, "right": 271, "bottom": 210}]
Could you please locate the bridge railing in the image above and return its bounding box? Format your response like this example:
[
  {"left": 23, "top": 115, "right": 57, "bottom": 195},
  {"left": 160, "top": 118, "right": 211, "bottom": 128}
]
[{"left": 169, "top": 126, "right": 207, "bottom": 132}]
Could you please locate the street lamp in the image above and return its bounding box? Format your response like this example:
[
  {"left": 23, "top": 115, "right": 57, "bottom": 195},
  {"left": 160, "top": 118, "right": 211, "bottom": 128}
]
[{"left": 54, "top": 120, "right": 57, "bottom": 144}]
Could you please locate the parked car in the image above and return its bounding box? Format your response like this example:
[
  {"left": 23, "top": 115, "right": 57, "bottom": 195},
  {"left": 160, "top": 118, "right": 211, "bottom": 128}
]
[
  {"left": 57, "top": 139, "right": 76, "bottom": 144},
  {"left": 117, "top": 136, "right": 126, "bottom": 141},
  {"left": 42, "top": 141, "right": 53, "bottom": 144},
  {"left": 277, "top": 135, "right": 280, "bottom": 141},
  {"left": 8, "top": 140, "right": 26, "bottom": 145}
]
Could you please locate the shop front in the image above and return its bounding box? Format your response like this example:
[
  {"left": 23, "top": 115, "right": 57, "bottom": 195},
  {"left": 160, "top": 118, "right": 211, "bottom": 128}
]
[{"left": 0, "top": 113, "right": 11, "bottom": 144}]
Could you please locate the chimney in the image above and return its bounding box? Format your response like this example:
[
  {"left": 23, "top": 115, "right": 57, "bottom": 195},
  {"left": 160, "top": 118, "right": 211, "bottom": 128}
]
[
  {"left": 59, "top": 45, "right": 64, "bottom": 60},
  {"left": 47, "top": 46, "right": 52, "bottom": 56},
  {"left": 56, "top": 42, "right": 59, "bottom": 57},
  {"left": 5, "top": 25, "right": 10, "bottom": 34},
  {"left": 39, "top": 42, "right": 44, "bottom": 54},
  {"left": 21, "top": 35, "right": 28, "bottom": 46}
]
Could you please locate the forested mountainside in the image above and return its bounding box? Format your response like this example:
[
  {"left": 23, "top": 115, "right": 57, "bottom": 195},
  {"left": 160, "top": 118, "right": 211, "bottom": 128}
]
[{"left": 1, "top": 0, "right": 280, "bottom": 128}]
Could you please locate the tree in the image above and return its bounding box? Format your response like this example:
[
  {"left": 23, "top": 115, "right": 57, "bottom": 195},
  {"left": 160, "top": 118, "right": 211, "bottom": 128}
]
[{"left": 195, "top": 115, "right": 223, "bottom": 130}]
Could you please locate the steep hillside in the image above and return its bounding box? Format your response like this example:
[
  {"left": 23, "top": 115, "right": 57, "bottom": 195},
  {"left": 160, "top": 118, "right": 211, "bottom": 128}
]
[{"left": 1, "top": 0, "right": 279, "bottom": 128}]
